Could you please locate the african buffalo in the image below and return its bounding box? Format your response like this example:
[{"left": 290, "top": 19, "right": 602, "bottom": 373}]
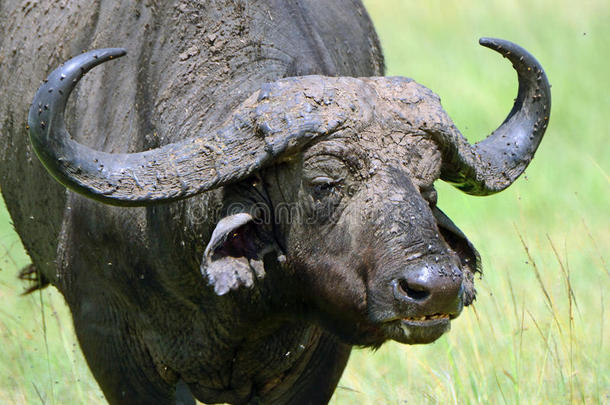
[{"left": 0, "top": 1, "right": 550, "bottom": 404}]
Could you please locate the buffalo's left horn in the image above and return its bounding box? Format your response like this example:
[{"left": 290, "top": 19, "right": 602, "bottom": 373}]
[{"left": 437, "top": 38, "right": 551, "bottom": 195}]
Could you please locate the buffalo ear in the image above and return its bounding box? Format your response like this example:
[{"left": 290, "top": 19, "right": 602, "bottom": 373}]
[
  {"left": 432, "top": 207, "right": 481, "bottom": 305},
  {"left": 201, "top": 213, "right": 272, "bottom": 295}
]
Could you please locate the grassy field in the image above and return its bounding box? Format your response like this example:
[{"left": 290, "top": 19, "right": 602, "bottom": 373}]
[{"left": 1, "top": 0, "right": 608, "bottom": 404}]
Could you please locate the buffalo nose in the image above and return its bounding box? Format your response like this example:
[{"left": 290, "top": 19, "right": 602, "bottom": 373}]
[{"left": 392, "top": 264, "right": 463, "bottom": 314}]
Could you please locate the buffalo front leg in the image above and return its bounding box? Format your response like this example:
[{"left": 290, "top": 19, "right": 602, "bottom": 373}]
[{"left": 68, "top": 292, "right": 194, "bottom": 405}]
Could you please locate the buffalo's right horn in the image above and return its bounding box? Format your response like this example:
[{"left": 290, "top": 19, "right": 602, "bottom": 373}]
[
  {"left": 436, "top": 38, "right": 551, "bottom": 195},
  {"left": 28, "top": 49, "right": 280, "bottom": 206},
  {"left": 28, "top": 50, "right": 343, "bottom": 206}
]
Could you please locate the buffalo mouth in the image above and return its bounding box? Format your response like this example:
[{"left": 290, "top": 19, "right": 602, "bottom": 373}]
[
  {"left": 403, "top": 313, "right": 450, "bottom": 323},
  {"left": 383, "top": 313, "right": 454, "bottom": 344}
]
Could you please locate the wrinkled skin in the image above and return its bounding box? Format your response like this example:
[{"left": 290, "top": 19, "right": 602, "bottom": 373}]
[
  {"left": 254, "top": 77, "right": 480, "bottom": 348},
  {"left": 0, "top": 1, "right": 550, "bottom": 404}
]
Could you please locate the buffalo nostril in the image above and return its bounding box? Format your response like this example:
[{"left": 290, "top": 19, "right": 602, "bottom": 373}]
[{"left": 397, "top": 278, "right": 430, "bottom": 301}]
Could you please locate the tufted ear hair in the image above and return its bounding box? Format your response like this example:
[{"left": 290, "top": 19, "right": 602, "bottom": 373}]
[
  {"left": 432, "top": 207, "right": 480, "bottom": 305},
  {"left": 201, "top": 213, "right": 279, "bottom": 295}
]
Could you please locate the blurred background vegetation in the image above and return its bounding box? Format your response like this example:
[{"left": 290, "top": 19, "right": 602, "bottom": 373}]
[{"left": 1, "top": 0, "right": 608, "bottom": 403}]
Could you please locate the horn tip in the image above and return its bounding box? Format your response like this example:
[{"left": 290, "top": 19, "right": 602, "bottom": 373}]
[{"left": 478, "top": 37, "right": 515, "bottom": 54}]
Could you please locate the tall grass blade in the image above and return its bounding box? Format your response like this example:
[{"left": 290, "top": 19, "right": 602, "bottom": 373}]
[
  {"left": 515, "top": 225, "right": 562, "bottom": 335},
  {"left": 581, "top": 219, "right": 608, "bottom": 278},
  {"left": 547, "top": 234, "right": 581, "bottom": 315},
  {"left": 38, "top": 288, "right": 55, "bottom": 405}
]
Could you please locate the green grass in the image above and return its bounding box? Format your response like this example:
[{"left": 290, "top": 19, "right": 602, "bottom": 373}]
[
  {"left": 1, "top": 0, "right": 608, "bottom": 403},
  {"left": 0, "top": 205, "right": 105, "bottom": 403}
]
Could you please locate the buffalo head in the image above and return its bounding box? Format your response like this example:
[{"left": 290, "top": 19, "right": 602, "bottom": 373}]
[{"left": 28, "top": 38, "right": 550, "bottom": 347}]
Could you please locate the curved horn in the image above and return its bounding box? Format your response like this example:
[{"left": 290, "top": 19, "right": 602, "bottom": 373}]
[
  {"left": 28, "top": 50, "right": 344, "bottom": 206},
  {"left": 28, "top": 49, "right": 279, "bottom": 206},
  {"left": 438, "top": 38, "right": 551, "bottom": 195}
]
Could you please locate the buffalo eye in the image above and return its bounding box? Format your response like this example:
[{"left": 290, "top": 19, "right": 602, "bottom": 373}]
[{"left": 310, "top": 176, "right": 341, "bottom": 199}]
